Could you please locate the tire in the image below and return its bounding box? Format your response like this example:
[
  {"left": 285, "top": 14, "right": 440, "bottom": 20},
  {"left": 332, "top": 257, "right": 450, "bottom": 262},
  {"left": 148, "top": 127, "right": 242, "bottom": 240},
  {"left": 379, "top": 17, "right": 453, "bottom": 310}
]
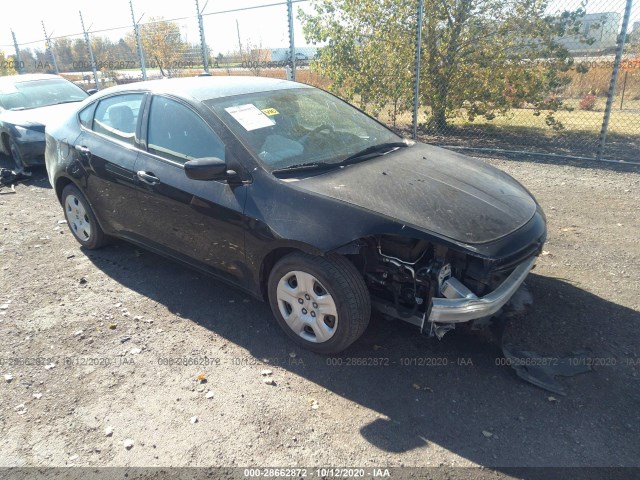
[
  {"left": 9, "top": 138, "right": 27, "bottom": 174},
  {"left": 268, "top": 252, "right": 370, "bottom": 354},
  {"left": 61, "top": 184, "right": 109, "bottom": 249}
]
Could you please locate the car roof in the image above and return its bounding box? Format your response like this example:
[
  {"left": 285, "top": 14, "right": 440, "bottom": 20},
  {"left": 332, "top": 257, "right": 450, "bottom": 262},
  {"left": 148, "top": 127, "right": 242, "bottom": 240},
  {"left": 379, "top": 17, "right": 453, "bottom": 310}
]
[
  {"left": 91, "top": 76, "right": 313, "bottom": 102},
  {"left": 0, "top": 74, "right": 65, "bottom": 87}
]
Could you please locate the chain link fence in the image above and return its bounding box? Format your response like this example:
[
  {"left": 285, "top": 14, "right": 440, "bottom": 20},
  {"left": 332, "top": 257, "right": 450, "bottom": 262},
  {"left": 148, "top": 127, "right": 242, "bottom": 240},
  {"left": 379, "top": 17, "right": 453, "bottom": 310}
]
[
  {"left": 1, "top": 0, "right": 638, "bottom": 163},
  {"left": 416, "top": 0, "right": 639, "bottom": 164},
  {"left": 203, "top": 2, "right": 291, "bottom": 80}
]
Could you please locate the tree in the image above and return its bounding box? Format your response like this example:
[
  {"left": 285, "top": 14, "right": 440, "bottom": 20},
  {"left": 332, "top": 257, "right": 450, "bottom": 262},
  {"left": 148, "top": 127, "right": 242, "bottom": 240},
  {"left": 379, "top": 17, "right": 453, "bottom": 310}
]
[
  {"left": 52, "top": 37, "right": 74, "bottom": 71},
  {"left": 1, "top": 50, "right": 17, "bottom": 76},
  {"left": 300, "top": 0, "right": 415, "bottom": 125},
  {"left": 127, "top": 18, "right": 191, "bottom": 77},
  {"left": 300, "top": 0, "right": 592, "bottom": 131}
]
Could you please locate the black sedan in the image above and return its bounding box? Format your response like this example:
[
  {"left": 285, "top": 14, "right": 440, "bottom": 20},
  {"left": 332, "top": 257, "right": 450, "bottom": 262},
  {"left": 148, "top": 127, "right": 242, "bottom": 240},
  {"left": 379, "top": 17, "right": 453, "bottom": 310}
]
[
  {"left": 0, "top": 74, "right": 90, "bottom": 174},
  {"left": 45, "top": 76, "right": 546, "bottom": 353}
]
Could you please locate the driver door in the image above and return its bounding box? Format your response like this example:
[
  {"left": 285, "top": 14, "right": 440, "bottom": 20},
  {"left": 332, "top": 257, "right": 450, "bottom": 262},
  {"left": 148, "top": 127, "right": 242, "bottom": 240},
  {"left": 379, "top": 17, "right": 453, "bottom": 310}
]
[{"left": 134, "top": 95, "right": 248, "bottom": 286}]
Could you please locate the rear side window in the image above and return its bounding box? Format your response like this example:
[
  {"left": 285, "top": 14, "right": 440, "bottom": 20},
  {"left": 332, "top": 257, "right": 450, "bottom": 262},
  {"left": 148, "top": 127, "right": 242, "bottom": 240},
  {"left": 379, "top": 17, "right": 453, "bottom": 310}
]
[
  {"left": 93, "top": 94, "right": 144, "bottom": 145},
  {"left": 147, "top": 96, "right": 224, "bottom": 164},
  {"left": 78, "top": 103, "right": 96, "bottom": 129}
]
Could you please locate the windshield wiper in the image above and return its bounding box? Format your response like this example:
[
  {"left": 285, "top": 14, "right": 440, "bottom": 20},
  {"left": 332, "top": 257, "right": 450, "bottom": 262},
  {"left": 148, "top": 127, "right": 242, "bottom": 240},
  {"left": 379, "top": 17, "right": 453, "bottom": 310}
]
[
  {"left": 49, "top": 100, "right": 83, "bottom": 106},
  {"left": 339, "top": 141, "right": 411, "bottom": 166},
  {"left": 272, "top": 141, "right": 412, "bottom": 175},
  {"left": 272, "top": 162, "right": 334, "bottom": 173},
  {"left": 9, "top": 100, "right": 83, "bottom": 111}
]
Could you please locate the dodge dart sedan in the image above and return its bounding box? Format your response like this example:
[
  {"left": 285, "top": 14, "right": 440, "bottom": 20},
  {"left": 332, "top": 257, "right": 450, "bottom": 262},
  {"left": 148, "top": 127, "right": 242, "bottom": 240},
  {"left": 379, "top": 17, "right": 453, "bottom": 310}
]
[
  {"left": 1, "top": 74, "right": 90, "bottom": 174},
  {"left": 45, "top": 76, "right": 546, "bottom": 353}
]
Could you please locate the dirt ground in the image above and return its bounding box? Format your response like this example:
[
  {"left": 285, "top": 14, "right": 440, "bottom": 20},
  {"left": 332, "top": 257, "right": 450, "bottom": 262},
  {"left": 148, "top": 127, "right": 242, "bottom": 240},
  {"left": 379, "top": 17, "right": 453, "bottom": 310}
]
[{"left": 0, "top": 152, "right": 639, "bottom": 477}]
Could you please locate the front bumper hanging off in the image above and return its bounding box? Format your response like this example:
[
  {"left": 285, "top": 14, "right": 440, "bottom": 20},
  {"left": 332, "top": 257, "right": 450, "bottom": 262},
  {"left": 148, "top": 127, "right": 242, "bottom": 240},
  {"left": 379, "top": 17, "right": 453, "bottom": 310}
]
[
  {"left": 428, "top": 256, "right": 536, "bottom": 324},
  {"left": 370, "top": 256, "right": 537, "bottom": 334}
]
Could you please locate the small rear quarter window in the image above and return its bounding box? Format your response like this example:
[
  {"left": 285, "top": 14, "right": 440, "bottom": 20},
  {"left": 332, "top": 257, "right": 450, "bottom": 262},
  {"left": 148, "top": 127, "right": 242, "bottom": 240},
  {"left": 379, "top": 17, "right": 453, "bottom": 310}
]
[{"left": 78, "top": 103, "right": 95, "bottom": 129}]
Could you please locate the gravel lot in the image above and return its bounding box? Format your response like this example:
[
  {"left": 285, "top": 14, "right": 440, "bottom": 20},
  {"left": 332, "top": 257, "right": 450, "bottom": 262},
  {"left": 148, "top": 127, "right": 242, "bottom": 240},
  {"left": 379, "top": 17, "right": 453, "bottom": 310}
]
[{"left": 0, "top": 153, "right": 639, "bottom": 476}]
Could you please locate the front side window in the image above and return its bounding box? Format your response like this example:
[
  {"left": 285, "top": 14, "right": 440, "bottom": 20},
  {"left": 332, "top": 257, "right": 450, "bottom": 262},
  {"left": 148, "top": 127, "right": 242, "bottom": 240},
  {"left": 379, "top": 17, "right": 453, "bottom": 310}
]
[
  {"left": 147, "top": 96, "right": 225, "bottom": 164},
  {"left": 93, "top": 94, "right": 144, "bottom": 145}
]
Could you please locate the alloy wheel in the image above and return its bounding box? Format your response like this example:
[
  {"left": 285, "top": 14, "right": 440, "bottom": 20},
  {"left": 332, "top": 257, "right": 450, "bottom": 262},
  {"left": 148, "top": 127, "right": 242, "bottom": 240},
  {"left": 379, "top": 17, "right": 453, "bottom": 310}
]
[
  {"left": 276, "top": 270, "right": 338, "bottom": 343},
  {"left": 64, "top": 194, "right": 92, "bottom": 242}
]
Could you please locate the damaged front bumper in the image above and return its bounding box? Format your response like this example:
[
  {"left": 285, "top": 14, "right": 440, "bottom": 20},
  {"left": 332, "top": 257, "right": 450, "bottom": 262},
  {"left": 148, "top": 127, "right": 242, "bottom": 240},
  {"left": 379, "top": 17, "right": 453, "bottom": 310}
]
[
  {"left": 370, "top": 256, "right": 537, "bottom": 336},
  {"left": 429, "top": 256, "right": 536, "bottom": 324}
]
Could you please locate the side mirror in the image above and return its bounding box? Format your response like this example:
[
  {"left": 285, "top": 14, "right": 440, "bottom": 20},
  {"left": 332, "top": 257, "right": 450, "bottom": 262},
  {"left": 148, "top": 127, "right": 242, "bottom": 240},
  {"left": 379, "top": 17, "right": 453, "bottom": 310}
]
[
  {"left": 87, "top": 89, "right": 98, "bottom": 95},
  {"left": 184, "top": 157, "right": 229, "bottom": 181}
]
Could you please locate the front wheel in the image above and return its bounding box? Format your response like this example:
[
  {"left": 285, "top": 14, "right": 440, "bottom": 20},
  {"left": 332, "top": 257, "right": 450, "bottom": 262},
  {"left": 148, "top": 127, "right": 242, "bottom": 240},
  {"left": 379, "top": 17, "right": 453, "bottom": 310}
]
[
  {"left": 9, "top": 138, "right": 28, "bottom": 175},
  {"left": 61, "top": 184, "right": 109, "bottom": 249},
  {"left": 268, "top": 252, "right": 370, "bottom": 354}
]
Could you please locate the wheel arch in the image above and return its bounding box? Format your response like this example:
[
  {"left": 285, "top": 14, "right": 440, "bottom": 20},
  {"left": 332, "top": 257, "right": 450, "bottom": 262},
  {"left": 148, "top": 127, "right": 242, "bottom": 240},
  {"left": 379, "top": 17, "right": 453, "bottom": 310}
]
[
  {"left": 55, "top": 177, "right": 112, "bottom": 239},
  {"left": 54, "top": 176, "right": 74, "bottom": 204},
  {"left": 257, "top": 241, "right": 327, "bottom": 301},
  {"left": 256, "top": 235, "right": 378, "bottom": 301}
]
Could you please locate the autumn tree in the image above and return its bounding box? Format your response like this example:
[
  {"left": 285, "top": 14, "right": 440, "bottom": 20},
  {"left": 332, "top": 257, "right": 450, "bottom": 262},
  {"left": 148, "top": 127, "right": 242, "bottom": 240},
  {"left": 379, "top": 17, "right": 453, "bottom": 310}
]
[
  {"left": 0, "top": 50, "right": 17, "bottom": 76},
  {"left": 127, "top": 18, "right": 191, "bottom": 77},
  {"left": 300, "top": 0, "right": 415, "bottom": 125},
  {"left": 300, "top": 0, "right": 593, "bottom": 131}
]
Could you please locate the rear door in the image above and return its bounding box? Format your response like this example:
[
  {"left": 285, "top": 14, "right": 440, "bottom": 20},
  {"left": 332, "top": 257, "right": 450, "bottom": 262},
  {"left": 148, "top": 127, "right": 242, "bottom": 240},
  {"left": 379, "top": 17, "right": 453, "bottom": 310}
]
[
  {"left": 74, "top": 93, "right": 145, "bottom": 236},
  {"left": 134, "top": 95, "right": 248, "bottom": 286}
]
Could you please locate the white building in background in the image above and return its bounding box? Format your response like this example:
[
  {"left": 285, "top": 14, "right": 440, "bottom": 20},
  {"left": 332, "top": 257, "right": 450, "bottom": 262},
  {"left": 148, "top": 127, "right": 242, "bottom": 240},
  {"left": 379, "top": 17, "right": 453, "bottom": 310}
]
[
  {"left": 558, "top": 12, "right": 621, "bottom": 53},
  {"left": 269, "top": 47, "right": 319, "bottom": 62}
]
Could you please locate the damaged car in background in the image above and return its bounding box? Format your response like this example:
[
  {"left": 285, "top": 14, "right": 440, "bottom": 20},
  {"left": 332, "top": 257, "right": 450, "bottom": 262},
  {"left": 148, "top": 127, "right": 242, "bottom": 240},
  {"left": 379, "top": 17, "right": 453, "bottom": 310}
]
[
  {"left": 0, "top": 74, "right": 91, "bottom": 174},
  {"left": 45, "top": 76, "right": 546, "bottom": 354}
]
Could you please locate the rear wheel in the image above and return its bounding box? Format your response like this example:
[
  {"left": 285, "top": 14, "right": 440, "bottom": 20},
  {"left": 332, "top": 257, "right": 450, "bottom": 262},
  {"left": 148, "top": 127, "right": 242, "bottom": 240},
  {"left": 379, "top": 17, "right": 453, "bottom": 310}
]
[
  {"left": 61, "top": 184, "right": 109, "bottom": 249},
  {"left": 268, "top": 252, "right": 370, "bottom": 354}
]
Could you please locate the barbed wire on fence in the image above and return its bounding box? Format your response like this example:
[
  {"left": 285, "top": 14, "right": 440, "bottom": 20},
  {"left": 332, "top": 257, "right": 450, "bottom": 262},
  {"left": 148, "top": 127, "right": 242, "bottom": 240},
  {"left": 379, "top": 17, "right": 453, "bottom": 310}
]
[{"left": 0, "top": 0, "right": 638, "bottom": 163}]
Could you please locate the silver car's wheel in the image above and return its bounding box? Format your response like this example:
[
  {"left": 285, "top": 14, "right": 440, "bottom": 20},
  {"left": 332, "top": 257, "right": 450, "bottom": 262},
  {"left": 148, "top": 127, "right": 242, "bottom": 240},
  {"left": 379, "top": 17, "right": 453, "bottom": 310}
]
[
  {"left": 9, "top": 139, "right": 27, "bottom": 174},
  {"left": 65, "top": 194, "right": 92, "bottom": 242},
  {"left": 276, "top": 270, "right": 338, "bottom": 343},
  {"left": 268, "top": 252, "right": 371, "bottom": 354}
]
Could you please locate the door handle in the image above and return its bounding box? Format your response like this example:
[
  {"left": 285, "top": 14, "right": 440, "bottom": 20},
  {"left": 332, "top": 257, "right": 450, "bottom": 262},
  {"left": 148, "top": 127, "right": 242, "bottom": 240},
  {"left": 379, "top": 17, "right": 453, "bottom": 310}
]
[
  {"left": 75, "top": 145, "right": 91, "bottom": 158},
  {"left": 137, "top": 171, "right": 160, "bottom": 185}
]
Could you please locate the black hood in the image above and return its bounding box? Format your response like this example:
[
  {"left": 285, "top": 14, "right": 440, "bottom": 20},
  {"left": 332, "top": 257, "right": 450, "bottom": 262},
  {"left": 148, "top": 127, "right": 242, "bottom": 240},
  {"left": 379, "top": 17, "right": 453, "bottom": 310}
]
[
  {"left": 0, "top": 102, "right": 81, "bottom": 131},
  {"left": 294, "top": 143, "right": 537, "bottom": 244}
]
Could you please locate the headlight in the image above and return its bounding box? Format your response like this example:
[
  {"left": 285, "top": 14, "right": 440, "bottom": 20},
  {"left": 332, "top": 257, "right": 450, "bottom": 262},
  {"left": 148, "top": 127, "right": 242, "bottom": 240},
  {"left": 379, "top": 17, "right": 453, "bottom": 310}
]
[{"left": 15, "top": 126, "right": 45, "bottom": 142}]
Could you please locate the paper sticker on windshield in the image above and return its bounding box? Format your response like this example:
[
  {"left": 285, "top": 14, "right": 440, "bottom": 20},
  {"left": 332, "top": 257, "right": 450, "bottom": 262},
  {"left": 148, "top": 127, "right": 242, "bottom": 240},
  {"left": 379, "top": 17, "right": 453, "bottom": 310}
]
[
  {"left": 225, "top": 104, "right": 275, "bottom": 131},
  {"left": 261, "top": 108, "right": 279, "bottom": 116}
]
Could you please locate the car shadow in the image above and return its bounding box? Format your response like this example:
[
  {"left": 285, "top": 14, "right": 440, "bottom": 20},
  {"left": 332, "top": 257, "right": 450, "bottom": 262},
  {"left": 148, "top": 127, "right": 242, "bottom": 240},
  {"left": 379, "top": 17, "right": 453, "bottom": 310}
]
[{"left": 84, "top": 241, "right": 640, "bottom": 471}]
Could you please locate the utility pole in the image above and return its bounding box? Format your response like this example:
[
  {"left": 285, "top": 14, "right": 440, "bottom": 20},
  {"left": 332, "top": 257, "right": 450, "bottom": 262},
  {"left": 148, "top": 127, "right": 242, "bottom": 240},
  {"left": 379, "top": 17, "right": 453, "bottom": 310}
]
[
  {"left": 11, "top": 30, "right": 23, "bottom": 74},
  {"left": 41, "top": 21, "right": 59, "bottom": 74},
  {"left": 129, "top": 0, "right": 147, "bottom": 80},
  {"left": 236, "top": 19, "right": 242, "bottom": 57},
  {"left": 412, "top": 0, "right": 424, "bottom": 140},
  {"left": 196, "top": 0, "right": 210, "bottom": 73},
  {"left": 79, "top": 11, "right": 100, "bottom": 90},
  {"left": 597, "top": 0, "right": 633, "bottom": 160},
  {"left": 287, "top": 0, "right": 296, "bottom": 81}
]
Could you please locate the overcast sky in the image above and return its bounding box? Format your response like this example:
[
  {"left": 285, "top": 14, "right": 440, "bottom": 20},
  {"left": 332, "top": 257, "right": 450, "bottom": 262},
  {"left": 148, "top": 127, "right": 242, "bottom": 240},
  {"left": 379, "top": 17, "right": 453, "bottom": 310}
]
[
  {"left": 1, "top": 0, "right": 637, "bottom": 58},
  {"left": 0, "top": 0, "right": 316, "bottom": 56}
]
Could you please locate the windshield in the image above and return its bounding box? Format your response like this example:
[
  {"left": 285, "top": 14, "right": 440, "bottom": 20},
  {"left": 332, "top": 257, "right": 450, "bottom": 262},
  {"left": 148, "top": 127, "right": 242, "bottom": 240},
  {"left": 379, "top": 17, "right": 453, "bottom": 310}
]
[
  {"left": 0, "top": 79, "right": 88, "bottom": 110},
  {"left": 207, "top": 88, "right": 401, "bottom": 171}
]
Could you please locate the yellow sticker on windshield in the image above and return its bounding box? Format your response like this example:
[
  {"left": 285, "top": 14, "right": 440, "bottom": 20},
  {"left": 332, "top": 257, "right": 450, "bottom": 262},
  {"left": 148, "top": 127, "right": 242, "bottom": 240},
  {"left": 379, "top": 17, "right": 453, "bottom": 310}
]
[{"left": 261, "top": 108, "right": 279, "bottom": 116}]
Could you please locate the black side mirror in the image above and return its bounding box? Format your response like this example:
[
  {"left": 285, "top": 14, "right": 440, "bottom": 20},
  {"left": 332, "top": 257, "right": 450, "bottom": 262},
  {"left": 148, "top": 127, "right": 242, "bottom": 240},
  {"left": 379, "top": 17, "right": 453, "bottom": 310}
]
[
  {"left": 184, "top": 157, "right": 230, "bottom": 181},
  {"left": 87, "top": 89, "right": 98, "bottom": 95}
]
